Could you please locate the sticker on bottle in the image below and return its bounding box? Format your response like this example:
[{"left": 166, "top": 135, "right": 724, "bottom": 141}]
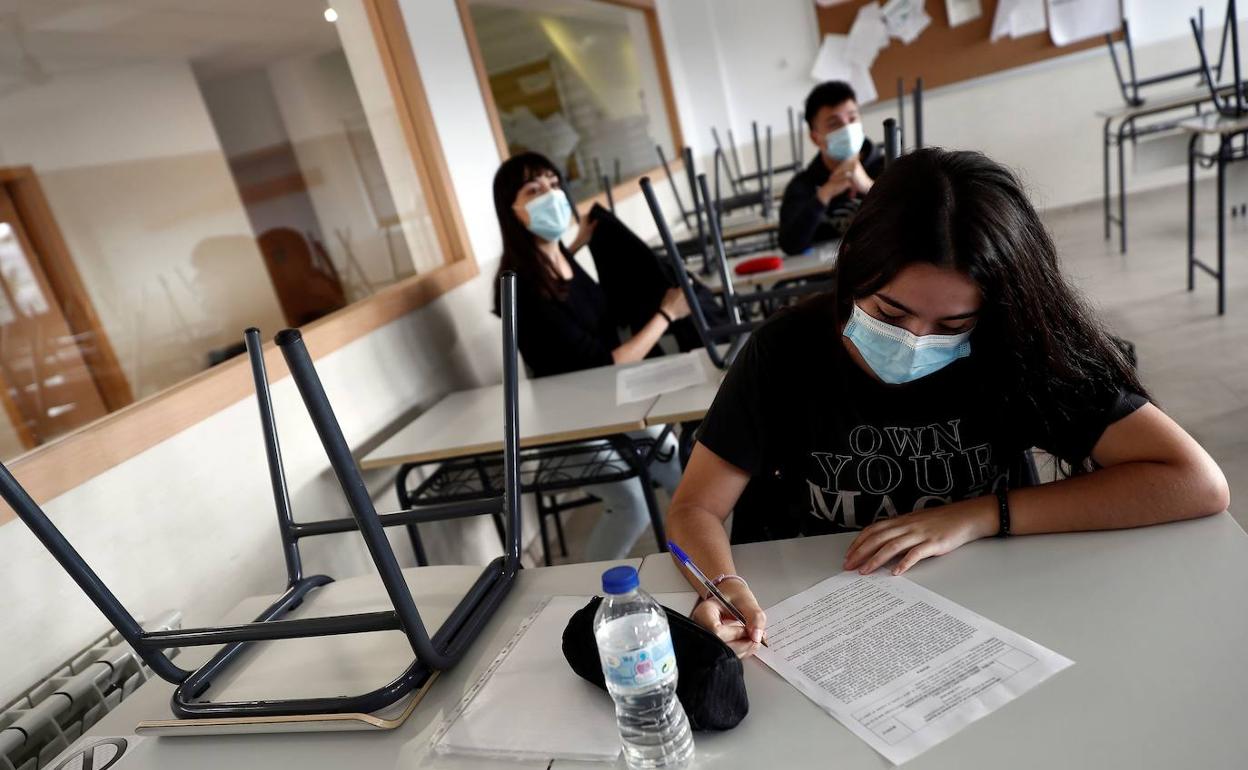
[{"left": 601, "top": 634, "right": 677, "bottom": 690}]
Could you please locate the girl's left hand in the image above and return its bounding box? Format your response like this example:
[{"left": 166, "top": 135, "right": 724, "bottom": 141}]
[{"left": 842, "top": 498, "right": 998, "bottom": 576}]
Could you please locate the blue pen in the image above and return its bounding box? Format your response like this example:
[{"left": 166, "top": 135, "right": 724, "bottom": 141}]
[{"left": 668, "top": 541, "right": 767, "bottom": 647}]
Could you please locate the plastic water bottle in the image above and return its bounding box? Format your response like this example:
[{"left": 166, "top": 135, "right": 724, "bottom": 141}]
[{"left": 594, "top": 565, "right": 694, "bottom": 769}]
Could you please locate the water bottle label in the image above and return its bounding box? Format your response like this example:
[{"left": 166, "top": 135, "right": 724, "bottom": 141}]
[{"left": 601, "top": 635, "right": 677, "bottom": 690}]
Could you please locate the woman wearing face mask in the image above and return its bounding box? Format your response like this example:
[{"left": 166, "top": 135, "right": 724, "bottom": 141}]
[
  {"left": 778, "top": 80, "right": 884, "bottom": 256},
  {"left": 491, "top": 152, "right": 690, "bottom": 560},
  {"left": 668, "top": 148, "right": 1229, "bottom": 657}
]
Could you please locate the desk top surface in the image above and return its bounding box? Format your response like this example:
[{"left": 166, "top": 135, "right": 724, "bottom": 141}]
[
  {"left": 1178, "top": 109, "right": 1248, "bottom": 134},
  {"left": 626, "top": 512, "right": 1248, "bottom": 769},
  {"left": 694, "top": 240, "right": 837, "bottom": 291},
  {"left": 360, "top": 362, "right": 657, "bottom": 468},
  {"left": 643, "top": 348, "right": 723, "bottom": 426},
  {"left": 1095, "top": 85, "right": 1234, "bottom": 119},
  {"left": 86, "top": 559, "right": 643, "bottom": 770},
  {"left": 79, "top": 513, "right": 1248, "bottom": 769}
]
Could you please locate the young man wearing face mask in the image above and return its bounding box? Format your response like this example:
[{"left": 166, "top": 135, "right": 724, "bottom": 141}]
[{"left": 777, "top": 81, "right": 884, "bottom": 256}]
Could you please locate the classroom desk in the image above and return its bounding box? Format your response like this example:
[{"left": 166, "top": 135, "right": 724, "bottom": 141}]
[
  {"left": 1180, "top": 111, "right": 1248, "bottom": 315},
  {"left": 77, "top": 560, "right": 641, "bottom": 769},
  {"left": 650, "top": 211, "right": 779, "bottom": 251},
  {"left": 643, "top": 349, "right": 722, "bottom": 426},
  {"left": 692, "top": 240, "right": 837, "bottom": 293},
  {"left": 1098, "top": 85, "right": 1236, "bottom": 254},
  {"left": 360, "top": 362, "right": 658, "bottom": 468},
  {"left": 604, "top": 512, "right": 1248, "bottom": 769}
]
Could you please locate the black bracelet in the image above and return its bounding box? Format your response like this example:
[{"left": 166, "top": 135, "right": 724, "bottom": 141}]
[
  {"left": 657, "top": 308, "right": 674, "bottom": 324},
  {"left": 995, "top": 487, "right": 1011, "bottom": 538}
]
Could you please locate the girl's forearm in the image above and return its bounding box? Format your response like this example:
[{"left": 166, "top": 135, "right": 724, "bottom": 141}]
[
  {"left": 612, "top": 314, "right": 668, "bottom": 364},
  {"left": 1009, "top": 459, "right": 1227, "bottom": 535},
  {"left": 666, "top": 502, "right": 737, "bottom": 597}
]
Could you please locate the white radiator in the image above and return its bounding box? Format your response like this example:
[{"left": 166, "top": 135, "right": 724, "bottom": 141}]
[{"left": 0, "top": 612, "right": 180, "bottom": 770}]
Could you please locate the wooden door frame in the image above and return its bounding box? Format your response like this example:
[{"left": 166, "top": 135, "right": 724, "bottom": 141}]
[{"left": 0, "top": 168, "right": 133, "bottom": 412}]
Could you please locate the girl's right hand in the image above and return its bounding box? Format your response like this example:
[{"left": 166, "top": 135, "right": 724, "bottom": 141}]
[
  {"left": 660, "top": 287, "right": 691, "bottom": 322},
  {"left": 690, "top": 581, "right": 767, "bottom": 658}
]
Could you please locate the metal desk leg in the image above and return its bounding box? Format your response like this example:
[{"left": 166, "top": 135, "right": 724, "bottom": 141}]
[
  {"left": 1118, "top": 118, "right": 1131, "bottom": 253},
  {"left": 1217, "top": 136, "right": 1228, "bottom": 315},
  {"left": 1189, "top": 133, "right": 1199, "bottom": 291},
  {"left": 1104, "top": 116, "right": 1114, "bottom": 240}
]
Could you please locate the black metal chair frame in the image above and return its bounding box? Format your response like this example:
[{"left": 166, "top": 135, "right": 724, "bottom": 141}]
[
  {"left": 641, "top": 172, "right": 830, "bottom": 370},
  {"left": 1191, "top": 0, "right": 1245, "bottom": 118},
  {"left": 1108, "top": 13, "right": 1224, "bottom": 109},
  {"left": 0, "top": 275, "right": 529, "bottom": 720},
  {"left": 396, "top": 429, "right": 675, "bottom": 567},
  {"left": 895, "top": 77, "right": 924, "bottom": 152}
]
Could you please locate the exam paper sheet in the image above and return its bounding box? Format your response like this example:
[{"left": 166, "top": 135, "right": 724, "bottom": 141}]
[
  {"left": 755, "top": 573, "right": 1072, "bottom": 765},
  {"left": 616, "top": 352, "right": 709, "bottom": 404}
]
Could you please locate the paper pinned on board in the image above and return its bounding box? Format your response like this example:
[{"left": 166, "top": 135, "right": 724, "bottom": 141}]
[
  {"left": 945, "top": 0, "right": 983, "bottom": 27},
  {"left": 1047, "top": 0, "right": 1121, "bottom": 46},
  {"left": 811, "top": 34, "right": 880, "bottom": 105},
  {"left": 616, "top": 352, "right": 711, "bottom": 405},
  {"left": 991, "top": 0, "right": 1047, "bottom": 41},
  {"left": 500, "top": 107, "right": 582, "bottom": 163},
  {"left": 754, "top": 573, "right": 1073, "bottom": 766},
  {"left": 847, "top": 2, "right": 890, "bottom": 69},
  {"left": 881, "top": 0, "right": 932, "bottom": 44}
]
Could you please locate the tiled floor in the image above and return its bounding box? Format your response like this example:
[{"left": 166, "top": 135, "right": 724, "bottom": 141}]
[{"left": 533, "top": 179, "right": 1248, "bottom": 566}]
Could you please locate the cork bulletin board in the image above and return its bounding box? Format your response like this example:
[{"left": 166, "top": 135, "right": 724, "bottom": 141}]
[{"left": 815, "top": 1, "right": 1121, "bottom": 91}]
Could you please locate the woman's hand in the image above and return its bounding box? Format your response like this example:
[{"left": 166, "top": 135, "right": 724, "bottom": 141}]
[
  {"left": 690, "top": 580, "right": 767, "bottom": 659},
  {"left": 842, "top": 497, "right": 998, "bottom": 576},
  {"left": 660, "top": 287, "right": 691, "bottom": 322},
  {"left": 568, "top": 216, "right": 598, "bottom": 253}
]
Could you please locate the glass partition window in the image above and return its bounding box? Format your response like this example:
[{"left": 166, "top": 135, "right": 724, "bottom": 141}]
[
  {"left": 465, "top": 0, "right": 679, "bottom": 202},
  {"left": 0, "top": 0, "right": 444, "bottom": 457}
]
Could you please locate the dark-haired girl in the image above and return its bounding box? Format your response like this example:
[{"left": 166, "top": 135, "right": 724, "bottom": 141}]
[
  {"left": 667, "top": 148, "right": 1229, "bottom": 656},
  {"left": 492, "top": 152, "right": 687, "bottom": 560}
]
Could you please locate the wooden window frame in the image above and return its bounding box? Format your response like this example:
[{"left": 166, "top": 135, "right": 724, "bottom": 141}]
[
  {"left": 455, "top": 0, "right": 685, "bottom": 206},
  {"left": 0, "top": 0, "right": 479, "bottom": 525}
]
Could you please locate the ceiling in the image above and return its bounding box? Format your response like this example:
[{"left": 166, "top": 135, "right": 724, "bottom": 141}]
[{"left": 0, "top": 0, "right": 341, "bottom": 89}]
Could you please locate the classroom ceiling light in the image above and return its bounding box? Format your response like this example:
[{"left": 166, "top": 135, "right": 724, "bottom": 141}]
[{"left": 323, "top": 7, "right": 338, "bottom": 22}]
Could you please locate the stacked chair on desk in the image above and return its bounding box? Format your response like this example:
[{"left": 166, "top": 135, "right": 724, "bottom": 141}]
[{"left": 0, "top": 275, "right": 531, "bottom": 720}]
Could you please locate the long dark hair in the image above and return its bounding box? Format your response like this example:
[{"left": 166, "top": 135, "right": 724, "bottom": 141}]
[
  {"left": 491, "top": 152, "right": 580, "bottom": 313},
  {"left": 833, "top": 148, "right": 1146, "bottom": 463}
]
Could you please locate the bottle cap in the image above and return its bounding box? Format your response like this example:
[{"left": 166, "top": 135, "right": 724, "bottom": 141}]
[{"left": 601, "top": 565, "right": 640, "bottom": 594}]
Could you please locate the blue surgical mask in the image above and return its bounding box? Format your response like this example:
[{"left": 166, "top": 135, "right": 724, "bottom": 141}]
[
  {"left": 825, "top": 121, "right": 865, "bottom": 162},
  {"left": 524, "top": 189, "right": 573, "bottom": 242},
  {"left": 843, "top": 303, "right": 972, "bottom": 384}
]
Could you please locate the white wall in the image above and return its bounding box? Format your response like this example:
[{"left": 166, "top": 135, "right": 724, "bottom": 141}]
[{"left": 1124, "top": 1, "right": 1248, "bottom": 46}]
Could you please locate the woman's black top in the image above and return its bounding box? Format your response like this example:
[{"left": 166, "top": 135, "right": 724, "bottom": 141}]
[
  {"left": 696, "top": 297, "right": 1147, "bottom": 544},
  {"left": 515, "top": 259, "right": 621, "bottom": 377}
]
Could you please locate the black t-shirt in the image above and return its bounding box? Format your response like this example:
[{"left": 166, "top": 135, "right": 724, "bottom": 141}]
[
  {"left": 778, "top": 140, "right": 886, "bottom": 256},
  {"left": 697, "top": 298, "right": 1147, "bottom": 544},
  {"left": 515, "top": 259, "right": 621, "bottom": 377}
]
